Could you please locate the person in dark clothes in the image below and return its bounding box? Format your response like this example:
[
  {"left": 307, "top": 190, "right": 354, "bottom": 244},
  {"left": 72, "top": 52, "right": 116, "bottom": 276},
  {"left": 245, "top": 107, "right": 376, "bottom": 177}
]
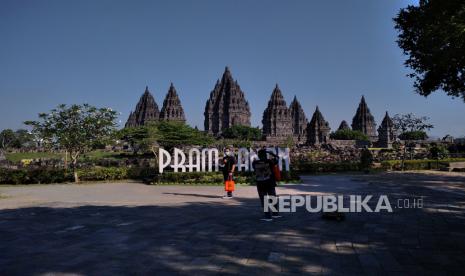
[
  {"left": 252, "top": 149, "right": 281, "bottom": 221},
  {"left": 222, "top": 147, "right": 236, "bottom": 199}
]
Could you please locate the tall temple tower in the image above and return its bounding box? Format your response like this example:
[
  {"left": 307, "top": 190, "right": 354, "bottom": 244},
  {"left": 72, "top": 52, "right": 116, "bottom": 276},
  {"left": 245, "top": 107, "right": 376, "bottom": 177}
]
[
  {"left": 125, "top": 86, "right": 160, "bottom": 128},
  {"left": 377, "top": 111, "right": 396, "bottom": 148},
  {"left": 307, "top": 106, "right": 331, "bottom": 145},
  {"left": 351, "top": 96, "right": 377, "bottom": 140},
  {"left": 262, "top": 84, "right": 293, "bottom": 141},
  {"left": 204, "top": 67, "right": 251, "bottom": 135},
  {"left": 160, "top": 83, "right": 186, "bottom": 123},
  {"left": 289, "top": 96, "right": 308, "bottom": 143}
]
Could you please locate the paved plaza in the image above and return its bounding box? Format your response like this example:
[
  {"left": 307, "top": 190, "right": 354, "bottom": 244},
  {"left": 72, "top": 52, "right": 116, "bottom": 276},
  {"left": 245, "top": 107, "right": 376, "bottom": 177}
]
[{"left": 1, "top": 172, "right": 465, "bottom": 275}]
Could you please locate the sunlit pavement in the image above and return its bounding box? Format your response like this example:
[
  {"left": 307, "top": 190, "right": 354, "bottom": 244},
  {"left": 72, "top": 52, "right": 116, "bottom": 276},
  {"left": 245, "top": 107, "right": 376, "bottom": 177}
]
[{"left": 1, "top": 172, "right": 464, "bottom": 275}]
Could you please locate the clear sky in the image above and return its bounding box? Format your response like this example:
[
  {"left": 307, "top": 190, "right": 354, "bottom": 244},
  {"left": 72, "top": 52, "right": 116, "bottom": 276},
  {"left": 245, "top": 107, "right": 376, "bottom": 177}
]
[{"left": 1, "top": 0, "right": 463, "bottom": 137}]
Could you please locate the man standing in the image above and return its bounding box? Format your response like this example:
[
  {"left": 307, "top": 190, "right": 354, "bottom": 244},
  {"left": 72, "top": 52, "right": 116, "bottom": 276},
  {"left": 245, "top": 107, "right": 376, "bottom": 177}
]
[
  {"left": 222, "top": 147, "right": 236, "bottom": 199},
  {"left": 252, "top": 149, "right": 280, "bottom": 221}
]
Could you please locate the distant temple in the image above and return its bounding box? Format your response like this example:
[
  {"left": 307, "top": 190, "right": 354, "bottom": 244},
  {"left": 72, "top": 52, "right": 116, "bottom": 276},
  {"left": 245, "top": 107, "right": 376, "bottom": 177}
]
[
  {"left": 125, "top": 67, "right": 396, "bottom": 148},
  {"left": 289, "top": 96, "right": 308, "bottom": 144},
  {"left": 337, "top": 120, "right": 350, "bottom": 131},
  {"left": 160, "top": 83, "right": 186, "bottom": 123},
  {"left": 125, "top": 86, "right": 160, "bottom": 127},
  {"left": 307, "top": 106, "right": 330, "bottom": 145},
  {"left": 352, "top": 96, "right": 377, "bottom": 141},
  {"left": 125, "top": 84, "right": 186, "bottom": 127},
  {"left": 377, "top": 112, "right": 396, "bottom": 148},
  {"left": 204, "top": 67, "right": 251, "bottom": 136},
  {"left": 262, "top": 84, "right": 293, "bottom": 142}
]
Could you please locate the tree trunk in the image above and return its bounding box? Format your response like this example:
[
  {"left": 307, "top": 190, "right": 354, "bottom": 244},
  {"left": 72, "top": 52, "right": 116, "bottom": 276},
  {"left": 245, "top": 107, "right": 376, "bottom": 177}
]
[{"left": 72, "top": 155, "right": 79, "bottom": 183}]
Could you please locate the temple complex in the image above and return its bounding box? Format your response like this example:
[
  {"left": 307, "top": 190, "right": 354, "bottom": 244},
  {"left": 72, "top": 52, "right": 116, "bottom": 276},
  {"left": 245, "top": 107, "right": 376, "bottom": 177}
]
[
  {"left": 351, "top": 96, "right": 377, "bottom": 141},
  {"left": 307, "top": 106, "right": 331, "bottom": 145},
  {"left": 125, "top": 86, "right": 160, "bottom": 127},
  {"left": 124, "top": 67, "right": 398, "bottom": 148},
  {"left": 377, "top": 111, "right": 396, "bottom": 148},
  {"left": 289, "top": 96, "right": 308, "bottom": 144},
  {"left": 262, "top": 84, "right": 293, "bottom": 141},
  {"left": 160, "top": 83, "right": 186, "bottom": 123},
  {"left": 204, "top": 67, "right": 251, "bottom": 136}
]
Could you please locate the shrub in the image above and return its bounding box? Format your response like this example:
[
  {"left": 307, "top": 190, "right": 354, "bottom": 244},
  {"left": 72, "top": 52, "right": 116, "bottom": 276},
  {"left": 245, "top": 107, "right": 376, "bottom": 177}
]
[{"left": 399, "top": 131, "right": 428, "bottom": 140}]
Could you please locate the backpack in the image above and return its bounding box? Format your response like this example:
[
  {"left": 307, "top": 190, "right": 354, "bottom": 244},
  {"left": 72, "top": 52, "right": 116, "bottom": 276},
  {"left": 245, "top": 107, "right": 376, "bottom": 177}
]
[{"left": 254, "top": 160, "right": 272, "bottom": 181}]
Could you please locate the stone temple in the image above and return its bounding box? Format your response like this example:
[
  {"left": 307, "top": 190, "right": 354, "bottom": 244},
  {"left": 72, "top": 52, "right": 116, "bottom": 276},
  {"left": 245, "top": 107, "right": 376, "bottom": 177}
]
[
  {"left": 125, "top": 86, "right": 160, "bottom": 128},
  {"left": 351, "top": 96, "right": 377, "bottom": 141},
  {"left": 289, "top": 96, "right": 308, "bottom": 144},
  {"left": 377, "top": 111, "right": 396, "bottom": 148},
  {"left": 262, "top": 84, "right": 293, "bottom": 141},
  {"left": 204, "top": 67, "right": 251, "bottom": 136},
  {"left": 160, "top": 83, "right": 186, "bottom": 123},
  {"left": 307, "top": 106, "right": 331, "bottom": 145},
  {"left": 125, "top": 67, "right": 396, "bottom": 148}
]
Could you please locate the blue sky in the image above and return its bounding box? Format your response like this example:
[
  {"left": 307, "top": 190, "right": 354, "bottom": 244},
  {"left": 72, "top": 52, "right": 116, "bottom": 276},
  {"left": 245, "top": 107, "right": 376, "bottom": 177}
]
[{"left": 0, "top": 0, "right": 463, "bottom": 137}]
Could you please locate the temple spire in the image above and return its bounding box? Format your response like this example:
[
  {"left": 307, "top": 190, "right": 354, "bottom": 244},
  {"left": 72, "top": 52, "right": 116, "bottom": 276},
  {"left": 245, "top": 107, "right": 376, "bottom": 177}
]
[
  {"left": 262, "top": 85, "right": 293, "bottom": 140},
  {"left": 204, "top": 67, "right": 251, "bottom": 135},
  {"left": 160, "top": 83, "right": 186, "bottom": 123},
  {"left": 125, "top": 86, "right": 160, "bottom": 127},
  {"left": 351, "top": 95, "right": 377, "bottom": 140}
]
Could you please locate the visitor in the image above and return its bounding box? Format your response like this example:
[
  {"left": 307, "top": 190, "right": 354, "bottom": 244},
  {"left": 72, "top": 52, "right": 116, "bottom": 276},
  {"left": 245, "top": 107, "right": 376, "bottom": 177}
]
[
  {"left": 222, "top": 146, "right": 236, "bottom": 199},
  {"left": 252, "top": 149, "right": 281, "bottom": 221}
]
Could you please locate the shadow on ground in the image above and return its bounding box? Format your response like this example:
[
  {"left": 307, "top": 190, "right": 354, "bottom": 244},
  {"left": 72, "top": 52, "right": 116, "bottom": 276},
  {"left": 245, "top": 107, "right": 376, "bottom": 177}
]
[{"left": 1, "top": 174, "right": 465, "bottom": 275}]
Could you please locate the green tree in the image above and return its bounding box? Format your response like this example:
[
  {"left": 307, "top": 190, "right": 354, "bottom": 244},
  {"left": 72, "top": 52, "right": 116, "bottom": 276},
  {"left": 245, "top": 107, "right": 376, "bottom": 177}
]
[
  {"left": 394, "top": 0, "right": 465, "bottom": 100},
  {"left": 12, "top": 129, "right": 34, "bottom": 149},
  {"left": 0, "top": 129, "right": 16, "bottom": 149},
  {"left": 222, "top": 125, "right": 262, "bottom": 141},
  {"left": 25, "top": 104, "right": 118, "bottom": 182},
  {"left": 329, "top": 129, "right": 369, "bottom": 141},
  {"left": 155, "top": 121, "right": 214, "bottom": 150},
  {"left": 392, "top": 113, "right": 433, "bottom": 168},
  {"left": 117, "top": 126, "right": 152, "bottom": 155}
]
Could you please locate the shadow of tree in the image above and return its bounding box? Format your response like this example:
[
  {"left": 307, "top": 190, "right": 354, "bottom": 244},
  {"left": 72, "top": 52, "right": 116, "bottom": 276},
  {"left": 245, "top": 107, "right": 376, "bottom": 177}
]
[{"left": 0, "top": 173, "right": 465, "bottom": 275}]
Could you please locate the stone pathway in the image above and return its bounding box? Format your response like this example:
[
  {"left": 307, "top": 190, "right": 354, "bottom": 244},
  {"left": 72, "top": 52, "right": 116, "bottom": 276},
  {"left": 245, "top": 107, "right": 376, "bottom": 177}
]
[{"left": 0, "top": 172, "right": 464, "bottom": 275}]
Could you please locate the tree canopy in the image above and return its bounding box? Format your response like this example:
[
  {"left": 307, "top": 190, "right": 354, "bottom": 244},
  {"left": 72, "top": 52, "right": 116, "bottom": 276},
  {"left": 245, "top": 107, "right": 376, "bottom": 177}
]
[
  {"left": 392, "top": 113, "right": 433, "bottom": 141},
  {"left": 394, "top": 0, "right": 465, "bottom": 100},
  {"left": 120, "top": 121, "right": 214, "bottom": 153},
  {"left": 221, "top": 125, "right": 262, "bottom": 141},
  {"left": 25, "top": 104, "right": 118, "bottom": 182}
]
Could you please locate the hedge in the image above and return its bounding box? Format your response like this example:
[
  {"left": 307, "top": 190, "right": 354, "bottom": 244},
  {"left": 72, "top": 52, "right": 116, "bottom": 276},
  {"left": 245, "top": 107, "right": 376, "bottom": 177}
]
[
  {"left": 0, "top": 167, "right": 156, "bottom": 184},
  {"left": 0, "top": 167, "right": 300, "bottom": 185},
  {"left": 381, "top": 158, "right": 465, "bottom": 171}
]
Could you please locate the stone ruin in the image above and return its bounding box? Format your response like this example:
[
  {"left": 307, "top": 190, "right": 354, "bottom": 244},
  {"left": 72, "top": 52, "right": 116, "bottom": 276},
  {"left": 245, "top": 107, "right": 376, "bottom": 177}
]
[
  {"left": 160, "top": 83, "right": 186, "bottom": 123},
  {"left": 262, "top": 84, "right": 293, "bottom": 142},
  {"left": 204, "top": 67, "right": 251, "bottom": 136},
  {"left": 125, "top": 67, "right": 399, "bottom": 148},
  {"left": 125, "top": 84, "right": 186, "bottom": 127}
]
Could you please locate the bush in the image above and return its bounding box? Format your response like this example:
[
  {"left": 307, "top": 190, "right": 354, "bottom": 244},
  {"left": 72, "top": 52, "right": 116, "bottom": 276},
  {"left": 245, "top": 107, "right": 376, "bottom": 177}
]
[
  {"left": 77, "top": 167, "right": 128, "bottom": 181},
  {"left": 329, "top": 129, "right": 369, "bottom": 141},
  {"left": 381, "top": 158, "right": 465, "bottom": 171},
  {"left": 222, "top": 125, "right": 262, "bottom": 141},
  {"left": 0, "top": 168, "right": 72, "bottom": 184},
  {"left": 399, "top": 131, "right": 428, "bottom": 140}
]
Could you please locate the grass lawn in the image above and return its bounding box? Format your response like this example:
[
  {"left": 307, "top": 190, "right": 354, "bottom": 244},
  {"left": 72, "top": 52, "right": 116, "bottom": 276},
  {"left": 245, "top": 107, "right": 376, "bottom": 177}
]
[{"left": 6, "top": 152, "right": 64, "bottom": 162}]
